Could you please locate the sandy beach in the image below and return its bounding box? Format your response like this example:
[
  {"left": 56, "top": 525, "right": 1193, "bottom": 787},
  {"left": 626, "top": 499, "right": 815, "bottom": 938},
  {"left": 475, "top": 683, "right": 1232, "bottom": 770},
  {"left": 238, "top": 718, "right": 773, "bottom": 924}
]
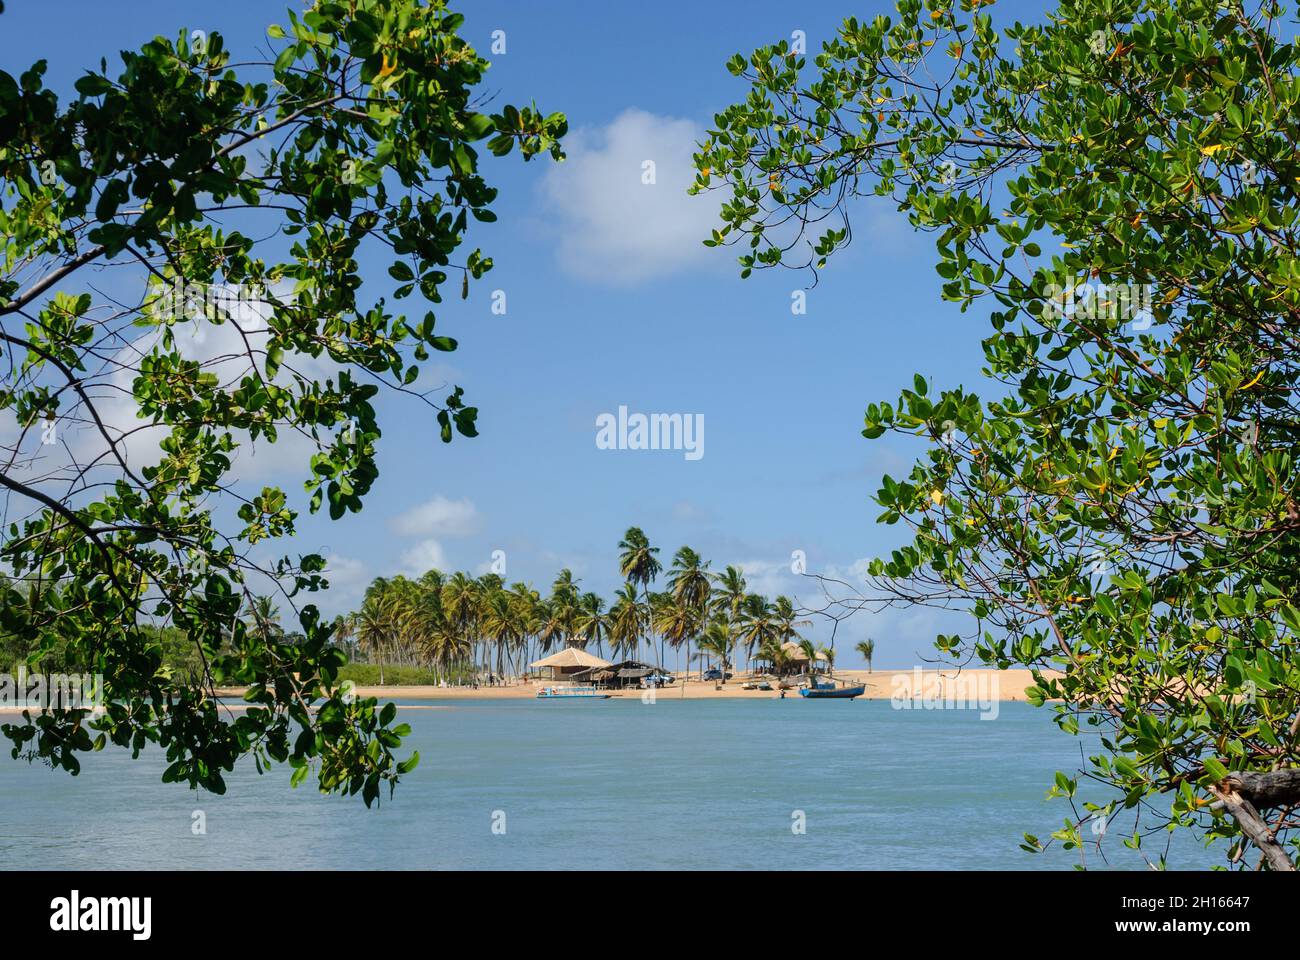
[
  {"left": 0, "top": 669, "right": 1059, "bottom": 714},
  {"left": 227, "top": 668, "right": 1058, "bottom": 703}
]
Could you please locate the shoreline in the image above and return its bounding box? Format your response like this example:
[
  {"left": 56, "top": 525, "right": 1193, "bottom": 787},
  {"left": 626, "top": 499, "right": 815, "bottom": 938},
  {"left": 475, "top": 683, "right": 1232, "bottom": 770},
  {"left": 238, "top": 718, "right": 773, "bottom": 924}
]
[
  {"left": 0, "top": 669, "right": 1058, "bottom": 713},
  {"left": 218, "top": 668, "right": 1057, "bottom": 703}
]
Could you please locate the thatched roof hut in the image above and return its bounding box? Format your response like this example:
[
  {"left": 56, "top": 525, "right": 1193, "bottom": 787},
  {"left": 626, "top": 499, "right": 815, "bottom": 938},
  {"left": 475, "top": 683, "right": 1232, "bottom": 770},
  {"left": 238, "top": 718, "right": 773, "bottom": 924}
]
[
  {"left": 780, "top": 641, "right": 828, "bottom": 662},
  {"left": 529, "top": 648, "right": 612, "bottom": 680}
]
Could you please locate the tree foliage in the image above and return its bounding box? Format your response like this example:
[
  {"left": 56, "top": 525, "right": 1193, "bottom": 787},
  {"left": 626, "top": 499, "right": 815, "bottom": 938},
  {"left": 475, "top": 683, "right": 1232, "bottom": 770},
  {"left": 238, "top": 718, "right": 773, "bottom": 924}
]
[
  {"left": 696, "top": 0, "right": 1300, "bottom": 868},
  {"left": 0, "top": 0, "right": 564, "bottom": 804}
]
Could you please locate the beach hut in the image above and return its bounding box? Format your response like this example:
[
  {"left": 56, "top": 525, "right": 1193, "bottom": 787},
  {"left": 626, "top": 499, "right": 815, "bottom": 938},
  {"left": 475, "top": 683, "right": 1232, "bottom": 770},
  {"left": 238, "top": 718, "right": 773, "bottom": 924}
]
[
  {"left": 529, "top": 647, "right": 612, "bottom": 682},
  {"left": 571, "top": 659, "right": 665, "bottom": 689},
  {"left": 780, "top": 641, "right": 828, "bottom": 663},
  {"left": 611, "top": 660, "right": 664, "bottom": 689},
  {"left": 752, "top": 642, "right": 828, "bottom": 679}
]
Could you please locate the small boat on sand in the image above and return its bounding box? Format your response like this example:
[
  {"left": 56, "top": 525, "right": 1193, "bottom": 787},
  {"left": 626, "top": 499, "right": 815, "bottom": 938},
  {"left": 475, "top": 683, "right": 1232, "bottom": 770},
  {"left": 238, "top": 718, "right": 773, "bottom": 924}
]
[
  {"left": 536, "top": 685, "right": 611, "bottom": 700},
  {"left": 799, "top": 681, "right": 865, "bottom": 700}
]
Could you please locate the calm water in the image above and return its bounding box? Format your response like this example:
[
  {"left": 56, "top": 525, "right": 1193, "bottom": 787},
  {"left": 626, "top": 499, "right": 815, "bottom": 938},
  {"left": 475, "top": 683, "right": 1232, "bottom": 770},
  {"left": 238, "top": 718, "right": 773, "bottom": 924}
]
[{"left": 0, "top": 698, "right": 1220, "bottom": 870}]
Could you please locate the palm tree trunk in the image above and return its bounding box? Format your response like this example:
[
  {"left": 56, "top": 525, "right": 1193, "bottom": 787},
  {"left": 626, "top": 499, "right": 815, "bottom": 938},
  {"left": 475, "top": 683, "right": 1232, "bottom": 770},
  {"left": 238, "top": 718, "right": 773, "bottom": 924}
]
[{"left": 643, "top": 587, "right": 653, "bottom": 666}]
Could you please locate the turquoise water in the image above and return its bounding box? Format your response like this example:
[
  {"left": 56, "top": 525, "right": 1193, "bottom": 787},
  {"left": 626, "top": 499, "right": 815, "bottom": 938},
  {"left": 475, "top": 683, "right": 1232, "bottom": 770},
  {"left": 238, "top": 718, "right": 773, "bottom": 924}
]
[{"left": 0, "top": 698, "right": 1220, "bottom": 870}]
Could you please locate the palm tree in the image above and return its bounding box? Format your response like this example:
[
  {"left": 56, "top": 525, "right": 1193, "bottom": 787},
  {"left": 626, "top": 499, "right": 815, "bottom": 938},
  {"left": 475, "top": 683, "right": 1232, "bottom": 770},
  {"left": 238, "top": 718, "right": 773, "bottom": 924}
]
[
  {"left": 481, "top": 588, "right": 523, "bottom": 681},
  {"left": 608, "top": 582, "right": 648, "bottom": 660},
  {"left": 667, "top": 546, "right": 710, "bottom": 682},
  {"left": 331, "top": 613, "right": 357, "bottom": 661},
  {"left": 709, "top": 565, "right": 747, "bottom": 618},
  {"left": 798, "top": 638, "right": 824, "bottom": 687},
  {"left": 654, "top": 589, "right": 701, "bottom": 690},
  {"left": 442, "top": 572, "right": 480, "bottom": 677},
  {"left": 476, "top": 574, "right": 507, "bottom": 677},
  {"left": 696, "top": 619, "right": 733, "bottom": 687},
  {"left": 506, "top": 582, "right": 540, "bottom": 679},
  {"left": 404, "top": 575, "right": 463, "bottom": 679},
  {"left": 535, "top": 597, "right": 561, "bottom": 653},
  {"left": 539, "top": 569, "right": 580, "bottom": 652},
  {"left": 709, "top": 565, "right": 747, "bottom": 669},
  {"left": 856, "top": 638, "right": 875, "bottom": 673},
  {"left": 353, "top": 586, "right": 398, "bottom": 684},
  {"left": 386, "top": 575, "right": 428, "bottom": 665},
  {"left": 552, "top": 568, "right": 579, "bottom": 602},
  {"left": 417, "top": 570, "right": 452, "bottom": 673},
  {"left": 772, "top": 596, "right": 808, "bottom": 647},
  {"left": 732, "top": 594, "right": 768, "bottom": 671},
  {"left": 820, "top": 645, "right": 836, "bottom": 678},
  {"left": 573, "top": 592, "right": 608, "bottom": 657},
  {"left": 244, "top": 594, "right": 282, "bottom": 642},
  {"left": 617, "top": 527, "right": 661, "bottom": 662},
  {"left": 648, "top": 591, "right": 672, "bottom": 662},
  {"left": 758, "top": 636, "right": 792, "bottom": 678},
  {"left": 418, "top": 568, "right": 447, "bottom": 594}
]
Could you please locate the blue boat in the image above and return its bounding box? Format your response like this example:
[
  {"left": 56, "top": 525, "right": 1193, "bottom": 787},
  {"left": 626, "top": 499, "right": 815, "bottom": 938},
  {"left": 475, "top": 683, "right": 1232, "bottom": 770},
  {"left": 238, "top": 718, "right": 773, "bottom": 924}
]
[
  {"left": 799, "top": 682, "right": 865, "bottom": 700},
  {"left": 536, "top": 685, "right": 612, "bottom": 700}
]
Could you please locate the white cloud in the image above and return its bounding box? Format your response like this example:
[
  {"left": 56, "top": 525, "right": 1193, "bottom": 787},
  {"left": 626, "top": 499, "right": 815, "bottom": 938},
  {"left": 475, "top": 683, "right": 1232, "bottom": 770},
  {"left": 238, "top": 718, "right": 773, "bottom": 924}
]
[
  {"left": 539, "top": 108, "right": 721, "bottom": 285},
  {"left": 386, "top": 494, "right": 479, "bottom": 537},
  {"left": 733, "top": 558, "right": 802, "bottom": 600},
  {"left": 399, "top": 538, "right": 448, "bottom": 575},
  {"left": 727, "top": 555, "right": 877, "bottom": 607},
  {"left": 322, "top": 553, "right": 370, "bottom": 604},
  {"left": 670, "top": 500, "right": 711, "bottom": 523},
  {"left": 822, "top": 557, "right": 874, "bottom": 584}
]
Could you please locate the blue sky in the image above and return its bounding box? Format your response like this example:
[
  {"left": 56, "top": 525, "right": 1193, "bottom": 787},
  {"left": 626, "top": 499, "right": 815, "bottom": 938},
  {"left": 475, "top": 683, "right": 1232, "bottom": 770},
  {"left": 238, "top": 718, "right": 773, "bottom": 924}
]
[{"left": 0, "top": 0, "right": 1052, "bottom": 667}]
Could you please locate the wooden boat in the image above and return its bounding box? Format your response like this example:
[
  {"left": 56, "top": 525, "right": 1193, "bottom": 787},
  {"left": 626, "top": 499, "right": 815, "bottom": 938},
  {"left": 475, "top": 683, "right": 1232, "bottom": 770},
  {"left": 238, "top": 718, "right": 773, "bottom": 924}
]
[
  {"left": 536, "top": 685, "right": 611, "bottom": 700},
  {"left": 799, "top": 682, "right": 865, "bottom": 700}
]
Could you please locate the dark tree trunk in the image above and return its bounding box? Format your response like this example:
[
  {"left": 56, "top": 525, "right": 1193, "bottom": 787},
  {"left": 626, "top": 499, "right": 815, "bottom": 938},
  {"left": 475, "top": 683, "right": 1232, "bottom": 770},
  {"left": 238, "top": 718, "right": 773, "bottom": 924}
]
[{"left": 1214, "top": 770, "right": 1300, "bottom": 871}]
